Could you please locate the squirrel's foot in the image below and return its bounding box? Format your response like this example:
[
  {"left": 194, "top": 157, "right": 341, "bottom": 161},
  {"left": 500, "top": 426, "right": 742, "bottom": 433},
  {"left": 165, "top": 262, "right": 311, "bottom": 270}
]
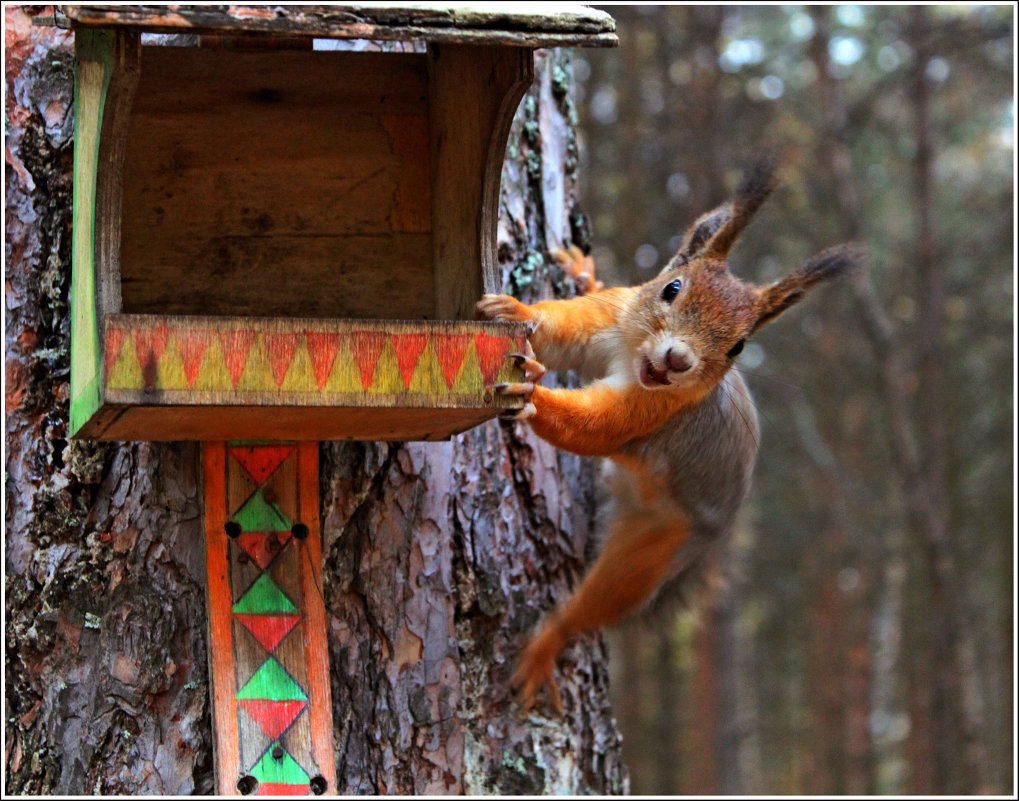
[
  {"left": 491, "top": 381, "right": 536, "bottom": 420},
  {"left": 553, "top": 244, "right": 604, "bottom": 296},
  {"left": 512, "top": 620, "right": 567, "bottom": 713},
  {"left": 476, "top": 293, "right": 533, "bottom": 325}
]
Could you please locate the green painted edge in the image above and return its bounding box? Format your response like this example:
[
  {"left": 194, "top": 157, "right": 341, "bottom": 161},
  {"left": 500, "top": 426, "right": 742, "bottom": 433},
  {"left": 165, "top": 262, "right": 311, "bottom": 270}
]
[{"left": 70, "top": 29, "right": 113, "bottom": 436}]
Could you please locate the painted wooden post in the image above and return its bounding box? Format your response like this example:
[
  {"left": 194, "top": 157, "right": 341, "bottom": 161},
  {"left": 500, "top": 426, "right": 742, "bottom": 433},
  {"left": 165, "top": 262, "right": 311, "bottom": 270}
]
[{"left": 205, "top": 442, "right": 335, "bottom": 796}]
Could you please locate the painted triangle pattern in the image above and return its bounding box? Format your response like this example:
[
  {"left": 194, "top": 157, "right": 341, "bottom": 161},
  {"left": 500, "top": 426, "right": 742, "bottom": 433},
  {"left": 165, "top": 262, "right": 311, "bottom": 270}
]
[
  {"left": 226, "top": 444, "right": 314, "bottom": 795},
  {"left": 105, "top": 319, "right": 526, "bottom": 400}
]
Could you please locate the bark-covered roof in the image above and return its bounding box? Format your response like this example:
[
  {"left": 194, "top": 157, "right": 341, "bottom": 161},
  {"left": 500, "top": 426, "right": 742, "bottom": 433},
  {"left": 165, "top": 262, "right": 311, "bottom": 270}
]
[{"left": 57, "top": 4, "right": 618, "bottom": 47}]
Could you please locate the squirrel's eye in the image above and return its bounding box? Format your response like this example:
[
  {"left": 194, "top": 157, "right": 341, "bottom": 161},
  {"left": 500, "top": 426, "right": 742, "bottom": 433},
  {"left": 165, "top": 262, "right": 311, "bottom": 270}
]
[
  {"left": 660, "top": 279, "right": 683, "bottom": 304},
  {"left": 727, "top": 339, "right": 745, "bottom": 359}
]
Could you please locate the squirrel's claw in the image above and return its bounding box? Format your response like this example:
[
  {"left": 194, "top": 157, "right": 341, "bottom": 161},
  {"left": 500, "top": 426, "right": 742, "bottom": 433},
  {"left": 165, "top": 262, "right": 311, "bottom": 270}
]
[
  {"left": 512, "top": 623, "right": 566, "bottom": 713},
  {"left": 506, "top": 351, "right": 546, "bottom": 383},
  {"left": 491, "top": 381, "right": 537, "bottom": 420}
]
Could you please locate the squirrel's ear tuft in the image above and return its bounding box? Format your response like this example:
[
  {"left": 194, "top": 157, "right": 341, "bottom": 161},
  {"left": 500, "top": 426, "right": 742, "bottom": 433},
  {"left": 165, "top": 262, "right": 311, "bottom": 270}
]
[
  {"left": 663, "top": 155, "right": 780, "bottom": 274},
  {"left": 702, "top": 156, "right": 779, "bottom": 261},
  {"left": 660, "top": 204, "right": 733, "bottom": 273},
  {"left": 750, "top": 243, "right": 865, "bottom": 335}
]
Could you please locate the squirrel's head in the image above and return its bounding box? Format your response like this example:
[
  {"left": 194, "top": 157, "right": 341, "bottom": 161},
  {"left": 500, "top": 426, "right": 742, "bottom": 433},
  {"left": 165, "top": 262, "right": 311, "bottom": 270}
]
[{"left": 622, "top": 158, "right": 864, "bottom": 391}]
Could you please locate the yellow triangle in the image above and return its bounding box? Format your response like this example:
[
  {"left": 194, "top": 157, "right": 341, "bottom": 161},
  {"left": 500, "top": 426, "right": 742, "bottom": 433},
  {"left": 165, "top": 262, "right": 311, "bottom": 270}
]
[
  {"left": 370, "top": 340, "right": 405, "bottom": 395},
  {"left": 157, "top": 336, "right": 189, "bottom": 390},
  {"left": 193, "top": 334, "right": 232, "bottom": 392},
  {"left": 407, "top": 341, "right": 446, "bottom": 395},
  {"left": 323, "top": 341, "right": 361, "bottom": 394},
  {"left": 237, "top": 335, "right": 273, "bottom": 393},
  {"left": 280, "top": 337, "right": 318, "bottom": 393},
  {"left": 494, "top": 354, "right": 523, "bottom": 385},
  {"left": 451, "top": 342, "right": 484, "bottom": 394},
  {"left": 106, "top": 335, "right": 143, "bottom": 389}
]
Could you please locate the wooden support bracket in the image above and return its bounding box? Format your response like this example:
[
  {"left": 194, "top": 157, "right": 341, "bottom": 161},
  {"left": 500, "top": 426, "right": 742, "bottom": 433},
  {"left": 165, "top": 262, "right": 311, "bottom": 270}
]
[{"left": 204, "top": 442, "right": 335, "bottom": 796}]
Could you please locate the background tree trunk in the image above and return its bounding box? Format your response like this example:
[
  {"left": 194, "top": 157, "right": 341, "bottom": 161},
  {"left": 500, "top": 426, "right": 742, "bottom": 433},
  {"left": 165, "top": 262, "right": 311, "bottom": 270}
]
[{"left": 5, "top": 7, "right": 627, "bottom": 794}]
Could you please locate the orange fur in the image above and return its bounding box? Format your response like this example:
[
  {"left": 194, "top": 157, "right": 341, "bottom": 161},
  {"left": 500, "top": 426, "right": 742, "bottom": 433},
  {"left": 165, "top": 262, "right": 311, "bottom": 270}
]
[
  {"left": 513, "top": 513, "right": 689, "bottom": 711},
  {"left": 527, "top": 381, "right": 708, "bottom": 457},
  {"left": 478, "top": 164, "right": 862, "bottom": 712}
]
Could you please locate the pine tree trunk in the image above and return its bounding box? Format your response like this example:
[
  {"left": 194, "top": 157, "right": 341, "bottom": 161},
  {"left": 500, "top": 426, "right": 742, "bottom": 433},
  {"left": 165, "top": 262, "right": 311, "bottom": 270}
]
[{"left": 5, "top": 9, "right": 627, "bottom": 793}]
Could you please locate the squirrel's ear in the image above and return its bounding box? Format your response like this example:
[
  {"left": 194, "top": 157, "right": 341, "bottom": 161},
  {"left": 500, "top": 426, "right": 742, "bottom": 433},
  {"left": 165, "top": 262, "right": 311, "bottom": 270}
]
[
  {"left": 659, "top": 204, "right": 733, "bottom": 274},
  {"left": 750, "top": 244, "right": 865, "bottom": 335},
  {"left": 703, "top": 157, "right": 778, "bottom": 261},
  {"left": 660, "top": 156, "right": 779, "bottom": 274}
]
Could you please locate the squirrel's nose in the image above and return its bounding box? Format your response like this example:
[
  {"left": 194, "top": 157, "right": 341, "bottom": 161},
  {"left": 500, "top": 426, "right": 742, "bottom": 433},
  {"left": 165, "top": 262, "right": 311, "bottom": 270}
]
[{"left": 665, "top": 346, "right": 694, "bottom": 373}]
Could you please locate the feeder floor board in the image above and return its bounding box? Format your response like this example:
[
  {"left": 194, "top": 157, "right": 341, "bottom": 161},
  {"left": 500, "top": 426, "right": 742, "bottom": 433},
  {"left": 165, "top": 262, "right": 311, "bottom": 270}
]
[
  {"left": 75, "top": 315, "right": 527, "bottom": 441},
  {"left": 204, "top": 442, "right": 334, "bottom": 796}
]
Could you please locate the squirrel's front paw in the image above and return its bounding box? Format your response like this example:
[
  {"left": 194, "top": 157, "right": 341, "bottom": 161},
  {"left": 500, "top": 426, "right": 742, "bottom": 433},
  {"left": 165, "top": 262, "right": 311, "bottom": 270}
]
[
  {"left": 506, "top": 343, "right": 546, "bottom": 383},
  {"left": 491, "top": 381, "right": 537, "bottom": 420},
  {"left": 476, "top": 294, "right": 532, "bottom": 324}
]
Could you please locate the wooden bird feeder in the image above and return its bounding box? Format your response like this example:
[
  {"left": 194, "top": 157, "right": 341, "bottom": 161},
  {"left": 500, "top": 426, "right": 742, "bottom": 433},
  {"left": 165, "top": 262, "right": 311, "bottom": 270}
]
[
  {"left": 65, "top": 2, "right": 616, "bottom": 443},
  {"left": 61, "top": 4, "right": 616, "bottom": 796}
]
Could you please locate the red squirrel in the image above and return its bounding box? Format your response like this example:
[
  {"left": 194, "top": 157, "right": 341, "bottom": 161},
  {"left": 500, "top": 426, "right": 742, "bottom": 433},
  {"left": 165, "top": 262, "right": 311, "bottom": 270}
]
[{"left": 476, "top": 160, "right": 863, "bottom": 711}]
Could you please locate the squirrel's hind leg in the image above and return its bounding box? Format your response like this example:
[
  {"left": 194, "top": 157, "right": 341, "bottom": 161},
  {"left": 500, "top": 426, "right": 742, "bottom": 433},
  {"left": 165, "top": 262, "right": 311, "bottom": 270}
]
[{"left": 512, "top": 512, "right": 690, "bottom": 711}]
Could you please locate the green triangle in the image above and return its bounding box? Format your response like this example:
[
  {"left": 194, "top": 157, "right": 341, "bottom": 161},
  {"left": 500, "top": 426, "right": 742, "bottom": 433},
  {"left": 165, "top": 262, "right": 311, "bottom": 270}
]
[
  {"left": 233, "top": 489, "right": 291, "bottom": 532},
  {"left": 236, "top": 656, "right": 308, "bottom": 701},
  {"left": 249, "top": 745, "right": 309, "bottom": 785},
  {"left": 233, "top": 573, "right": 298, "bottom": 615}
]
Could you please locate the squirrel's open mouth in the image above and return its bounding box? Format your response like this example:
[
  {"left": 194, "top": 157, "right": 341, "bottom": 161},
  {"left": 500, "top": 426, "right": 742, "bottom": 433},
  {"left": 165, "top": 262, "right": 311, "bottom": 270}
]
[{"left": 639, "top": 358, "right": 670, "bottom": 387}]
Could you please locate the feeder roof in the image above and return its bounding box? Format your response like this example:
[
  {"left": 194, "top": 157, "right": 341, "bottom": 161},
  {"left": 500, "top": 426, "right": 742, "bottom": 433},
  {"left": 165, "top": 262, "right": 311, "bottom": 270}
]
[{"left": 58, "top": 3, "right": 618, "bottom": 47}]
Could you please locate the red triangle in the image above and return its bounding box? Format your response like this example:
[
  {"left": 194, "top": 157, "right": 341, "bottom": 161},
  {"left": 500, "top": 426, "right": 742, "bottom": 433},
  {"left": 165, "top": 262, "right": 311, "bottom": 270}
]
[
  {"left": 236, "top": 530, "right": 293, "bottom": 570},
  {"left": 474, "top": 333, "right": 512, "bottom": 384},
  {"left": 348, "top": 331, "right": 388, "bottom": 390},
  {"left": 177, "top": 329, "right": 211, "bottom": 388},
  {"left": 305, "top": 332, "right": 341, "bottom": 390},
  {"left": 236, "top": 613, "right": 300, "bottom": 653},
  {"left": 392, "top": 333, "right": 429, "bottom": 388},
  {"left": 264, "top": 333, "right": 303, "bottom": 389},
  {"left": 230, "top": 445, "right": 295, "bottom": 485},
  {"left": 105, "top": 325, "right": 127, "bottom": 379},
  {"left": 133, "top": 322, "right": 170, "bottom": 366},
  {"left": 237, "top": 698, "right": 306, "bottom": 741},
  {"left": 258, "top": 783, "right": 310, "bottom": 796},
  {"left": 219, "top": 329, "right": 256, "bottom": 388},
  {"left": 431, "top": 334, "right": 473, "bottom": 389}
]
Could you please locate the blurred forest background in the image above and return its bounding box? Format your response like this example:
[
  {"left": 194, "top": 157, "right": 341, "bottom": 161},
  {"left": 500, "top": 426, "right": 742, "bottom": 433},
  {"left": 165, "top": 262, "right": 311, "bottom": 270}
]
[{"left": 568, "top": 4, "right": 1014, "bottom": 795}]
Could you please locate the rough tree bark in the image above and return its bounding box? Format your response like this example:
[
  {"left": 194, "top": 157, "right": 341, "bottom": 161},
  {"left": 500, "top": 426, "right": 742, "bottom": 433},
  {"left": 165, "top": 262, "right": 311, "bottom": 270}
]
[{"left": 5, "top": 7, "right": 627, "bottom": 794}]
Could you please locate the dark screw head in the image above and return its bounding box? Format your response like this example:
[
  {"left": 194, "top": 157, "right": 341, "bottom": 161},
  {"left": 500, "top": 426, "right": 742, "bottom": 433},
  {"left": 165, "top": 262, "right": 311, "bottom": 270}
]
[
  {"left": 291, "top": 523, "right": 309, "bottom": 540},
  {"left": 236, "top": 775, "right": 258, "bottom": 795},
  {"left": 225, "top": 521, "right": 242, "bottom": 539},
  {"left": 272, "top": 745, "right": 285, "bottom": 760},
  {"left": 310, "top": 775, "right": 328, "bottom": 795}
]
